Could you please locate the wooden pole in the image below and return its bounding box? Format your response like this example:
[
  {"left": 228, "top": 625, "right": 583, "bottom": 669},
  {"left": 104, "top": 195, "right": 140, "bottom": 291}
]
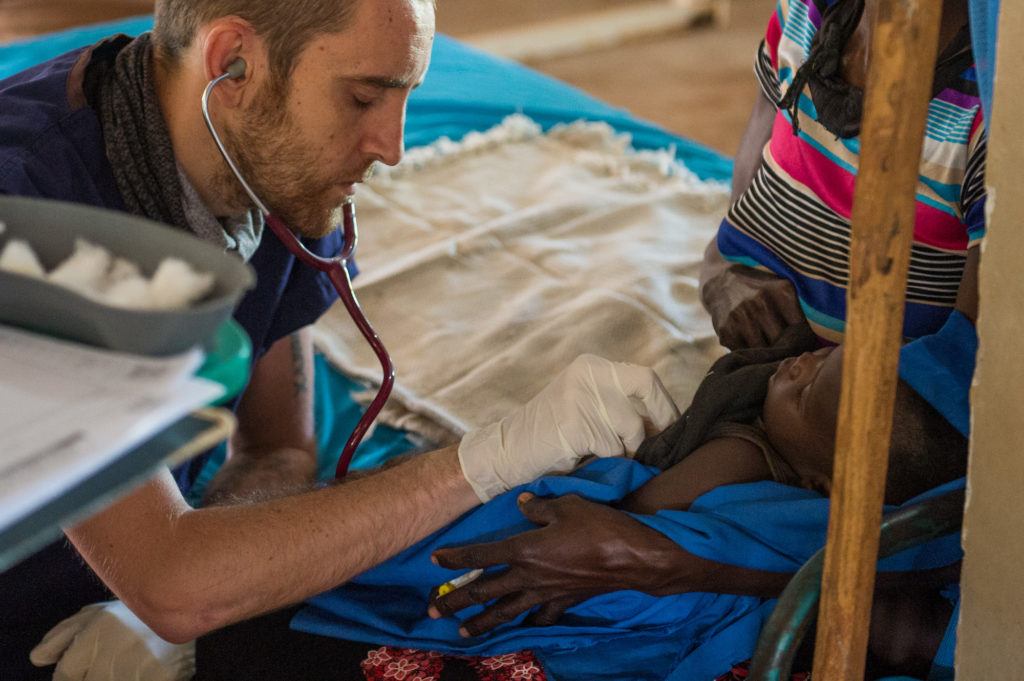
[{"left": 811, "top": 2, "right": 943, "bottom": 680}]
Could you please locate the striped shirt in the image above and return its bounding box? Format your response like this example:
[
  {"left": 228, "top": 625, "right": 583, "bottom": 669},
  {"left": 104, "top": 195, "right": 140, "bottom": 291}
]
[{"left": 716, "top": 0, "right": 987, "bottom": 342}]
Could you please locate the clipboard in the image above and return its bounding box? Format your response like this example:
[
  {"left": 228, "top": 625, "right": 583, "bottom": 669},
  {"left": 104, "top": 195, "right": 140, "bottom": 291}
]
[{"left": 0, "top": 408, "right": 235, "bottom": 571}]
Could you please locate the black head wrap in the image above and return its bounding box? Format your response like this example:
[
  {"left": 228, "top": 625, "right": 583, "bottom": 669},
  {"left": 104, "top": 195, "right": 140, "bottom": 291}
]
[{"left": 778, "top": 0, "right": 974, "bottom": 140}]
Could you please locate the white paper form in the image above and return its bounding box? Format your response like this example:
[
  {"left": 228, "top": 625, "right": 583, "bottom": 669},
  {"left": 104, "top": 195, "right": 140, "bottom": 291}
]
[{"left": 0, "top": 326, "right": 224, "bottom": 531}]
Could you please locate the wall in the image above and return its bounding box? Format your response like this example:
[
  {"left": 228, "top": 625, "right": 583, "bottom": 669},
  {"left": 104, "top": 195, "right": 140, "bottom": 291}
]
[
  {"left": 0, "top": 0, "right": 154, "bottom": 41},
  {"left": 957, "top": 1, "right": 1024, "bottom": 675},
  {"left": 0, "top": 0, "right": 650, "bottom": 43}
]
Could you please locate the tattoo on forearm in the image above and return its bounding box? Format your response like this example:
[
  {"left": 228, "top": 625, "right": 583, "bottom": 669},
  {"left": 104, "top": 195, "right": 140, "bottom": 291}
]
[{"left": 290, "top": 334, "right": 309, "bottom": 397}]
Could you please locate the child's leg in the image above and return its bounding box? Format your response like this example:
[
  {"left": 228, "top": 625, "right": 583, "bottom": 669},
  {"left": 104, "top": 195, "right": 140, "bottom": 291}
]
[{"left": 866, "top": 588, "right": 954, "bottom": 679}]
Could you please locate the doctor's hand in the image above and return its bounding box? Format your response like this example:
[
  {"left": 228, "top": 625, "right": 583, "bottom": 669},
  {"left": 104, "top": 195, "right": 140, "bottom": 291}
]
[
  {"left": 30, "top": 600, "right": 195, "bottom": 681},
  {"left": 428, "top": 493, "right": 694, "bottom": 636},
  {"left": 457, "top": 354, "right": 680, "bottom": 502}
]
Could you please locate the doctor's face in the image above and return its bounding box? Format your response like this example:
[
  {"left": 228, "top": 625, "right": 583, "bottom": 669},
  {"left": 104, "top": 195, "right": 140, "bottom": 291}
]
[{"left": 222, "top": 0, "right": 435, "bottom": 237}]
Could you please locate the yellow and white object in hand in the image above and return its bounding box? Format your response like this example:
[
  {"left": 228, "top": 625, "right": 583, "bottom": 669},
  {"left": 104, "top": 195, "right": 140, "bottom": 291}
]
[{"left": 437, "top": 569, "right": 485, "bottom": 598}]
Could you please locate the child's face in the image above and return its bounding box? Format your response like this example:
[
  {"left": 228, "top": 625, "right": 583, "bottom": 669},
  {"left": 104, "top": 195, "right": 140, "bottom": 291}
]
[{"left": 762, "top": 346, "right": 844, "bottom": 490}]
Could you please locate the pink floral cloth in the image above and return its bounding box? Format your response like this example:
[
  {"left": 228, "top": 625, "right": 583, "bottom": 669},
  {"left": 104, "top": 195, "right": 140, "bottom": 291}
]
[{"left": 361, "top": 647, "right": 547, "bottom": 681}]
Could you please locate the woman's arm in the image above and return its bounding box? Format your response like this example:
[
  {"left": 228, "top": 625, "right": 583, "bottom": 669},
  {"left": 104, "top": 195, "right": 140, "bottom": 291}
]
[
  {"left": 955, "top": 245, "right": 980, "bottom": 322},
  {"left": 729, "top": 92, "right": 777, "bottom": 203},
  {"left": 429, "top": 437, "right": 961, "bottom": 635},
  {"left": 699, "top": 93, "right": 806, "bottom": 350}
]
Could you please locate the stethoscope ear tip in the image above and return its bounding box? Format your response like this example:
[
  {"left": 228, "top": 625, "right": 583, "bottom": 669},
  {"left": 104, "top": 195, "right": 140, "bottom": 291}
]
[{"left": 226, "top": 58, "right": 247, "bottom": 81}]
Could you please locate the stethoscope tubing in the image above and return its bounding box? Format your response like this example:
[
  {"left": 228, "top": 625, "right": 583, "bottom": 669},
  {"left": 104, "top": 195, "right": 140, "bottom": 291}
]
[{"left": 202, "top": 69, "right": 394, "bottom": 479}]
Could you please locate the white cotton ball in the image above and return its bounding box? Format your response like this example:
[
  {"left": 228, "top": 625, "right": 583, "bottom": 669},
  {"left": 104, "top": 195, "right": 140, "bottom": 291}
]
[
  {"left": 48, "top": 239, "right": 113, "bottom": 297},
  {"left": 108, "top": 257, "right": 142, "bottom": 284},
  {"left": 0, "top": 239, "right": 46, "bottom": 278},
  {"left": 148, "top": 257, "right": 216, "bottom": 310},
  {"left": 103, "top": 275, "right": 153, "bottom": 309},
  {"left": 5, "top": 234, "right": 215, "bottom": 311}
]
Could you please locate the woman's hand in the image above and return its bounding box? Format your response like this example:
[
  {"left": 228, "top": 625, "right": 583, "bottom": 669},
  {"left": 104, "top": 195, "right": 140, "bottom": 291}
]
[
  {"left": 428, "top": 493, "right": 696, "bottom": 636},
  {"left": 699, "top": 242, "right": 806, "bottom": 350}
]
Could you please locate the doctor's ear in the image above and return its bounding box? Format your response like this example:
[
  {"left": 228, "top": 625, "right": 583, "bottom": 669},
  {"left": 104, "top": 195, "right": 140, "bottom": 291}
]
[{"left": 201, "top": 18, "right": 262, "bottom": 102}]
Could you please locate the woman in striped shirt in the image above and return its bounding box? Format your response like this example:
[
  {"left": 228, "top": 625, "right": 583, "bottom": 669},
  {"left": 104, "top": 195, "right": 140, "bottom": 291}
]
[{"left": 701, "top": 0, "right": 982, "bottom": 350}]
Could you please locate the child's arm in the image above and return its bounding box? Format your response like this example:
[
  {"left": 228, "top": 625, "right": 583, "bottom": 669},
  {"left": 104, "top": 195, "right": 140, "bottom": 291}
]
[{"left": 620, "top": 437, "right": 772, "bottom": 514}]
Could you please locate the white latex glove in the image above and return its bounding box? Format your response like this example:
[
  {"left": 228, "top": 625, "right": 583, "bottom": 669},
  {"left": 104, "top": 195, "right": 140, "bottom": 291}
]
[
  {"left": 30, "top": 600, "right": 195, "bottom": 681},
  {"left": 459, "top": 354, "right": 681, "bottom": 501}
]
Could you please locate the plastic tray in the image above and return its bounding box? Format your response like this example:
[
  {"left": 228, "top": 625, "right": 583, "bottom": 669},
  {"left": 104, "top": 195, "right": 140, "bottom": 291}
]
[
  {"left": 0, "top": 196, "right": 255, "bottom": 356},
  {"left": 197, "top": 319, "right": 252, "bottom": 405}
]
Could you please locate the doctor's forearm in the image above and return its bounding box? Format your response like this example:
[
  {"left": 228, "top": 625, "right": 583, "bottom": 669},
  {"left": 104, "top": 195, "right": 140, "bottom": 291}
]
[
  {"left": 70, "top": 445, "right": 478, "bottom": 643},
  {"left": 200, "top": 330, "right": 320, "bottom": 505}
]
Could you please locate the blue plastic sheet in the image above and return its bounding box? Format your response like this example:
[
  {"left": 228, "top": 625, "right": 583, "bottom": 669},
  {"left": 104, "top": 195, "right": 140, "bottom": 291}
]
[{"left": 898, "top": 311, "right": 978, "bottom": 437}]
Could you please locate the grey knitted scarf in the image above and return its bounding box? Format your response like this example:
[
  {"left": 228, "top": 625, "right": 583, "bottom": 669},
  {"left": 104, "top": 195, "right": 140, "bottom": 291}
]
[
  {"left": 93, "top": 33, "right": 190, "bottom": 232},
  {"left": 89, "top": 34, "right": 263, "bottom": 259}
]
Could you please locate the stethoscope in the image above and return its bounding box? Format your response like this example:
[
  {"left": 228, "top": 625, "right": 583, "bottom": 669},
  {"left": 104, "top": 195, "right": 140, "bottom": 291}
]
[{"left": 202, "top": 58, "right": 394, "bottom": 479}]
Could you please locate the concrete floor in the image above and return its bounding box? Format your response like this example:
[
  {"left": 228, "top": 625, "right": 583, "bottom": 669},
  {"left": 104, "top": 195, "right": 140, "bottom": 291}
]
[
  {"left": 0, "top": 0, "right": 154, "bottom": 40},
  {"left": 0, "top": 0, "right": 776, "bottom": 155},
  {"left": 527, "top": 0, "right": 775, "bottom": 155}
]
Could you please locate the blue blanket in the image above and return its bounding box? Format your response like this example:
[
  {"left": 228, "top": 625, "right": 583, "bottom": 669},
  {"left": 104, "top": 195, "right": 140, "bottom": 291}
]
[
  {"left": 969, "top": 0, "right": 1001, "bottom": 122},
  {"left": 293, "top": 459, "right": 964, "bottom": 681}
]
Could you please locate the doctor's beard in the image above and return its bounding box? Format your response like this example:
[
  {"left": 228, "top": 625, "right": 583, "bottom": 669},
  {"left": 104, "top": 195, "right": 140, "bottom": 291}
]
[{"left": 217, "top": 83, "right": 373, "bottom": 240}]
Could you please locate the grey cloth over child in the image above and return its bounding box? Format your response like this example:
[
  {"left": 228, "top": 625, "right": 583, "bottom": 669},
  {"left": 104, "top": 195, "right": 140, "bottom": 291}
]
[{"left": 635, "top": 323, "right": 819, "bottom": 479}]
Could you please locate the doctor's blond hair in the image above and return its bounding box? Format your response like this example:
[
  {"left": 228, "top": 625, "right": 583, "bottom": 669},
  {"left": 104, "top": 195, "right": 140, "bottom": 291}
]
[{"left": 153, "top": 0, "right": 432, "bottom": 85}]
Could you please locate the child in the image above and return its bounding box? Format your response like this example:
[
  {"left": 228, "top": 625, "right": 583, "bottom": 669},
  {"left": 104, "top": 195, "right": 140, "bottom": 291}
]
[{"left": 628, "top": 344, "right": 968, "bottom": 515}]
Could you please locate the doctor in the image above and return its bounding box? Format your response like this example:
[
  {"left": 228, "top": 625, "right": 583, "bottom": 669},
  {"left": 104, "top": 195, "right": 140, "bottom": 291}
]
[{"left": 0, "top": 0, "right": 680, "bottom": 677}]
